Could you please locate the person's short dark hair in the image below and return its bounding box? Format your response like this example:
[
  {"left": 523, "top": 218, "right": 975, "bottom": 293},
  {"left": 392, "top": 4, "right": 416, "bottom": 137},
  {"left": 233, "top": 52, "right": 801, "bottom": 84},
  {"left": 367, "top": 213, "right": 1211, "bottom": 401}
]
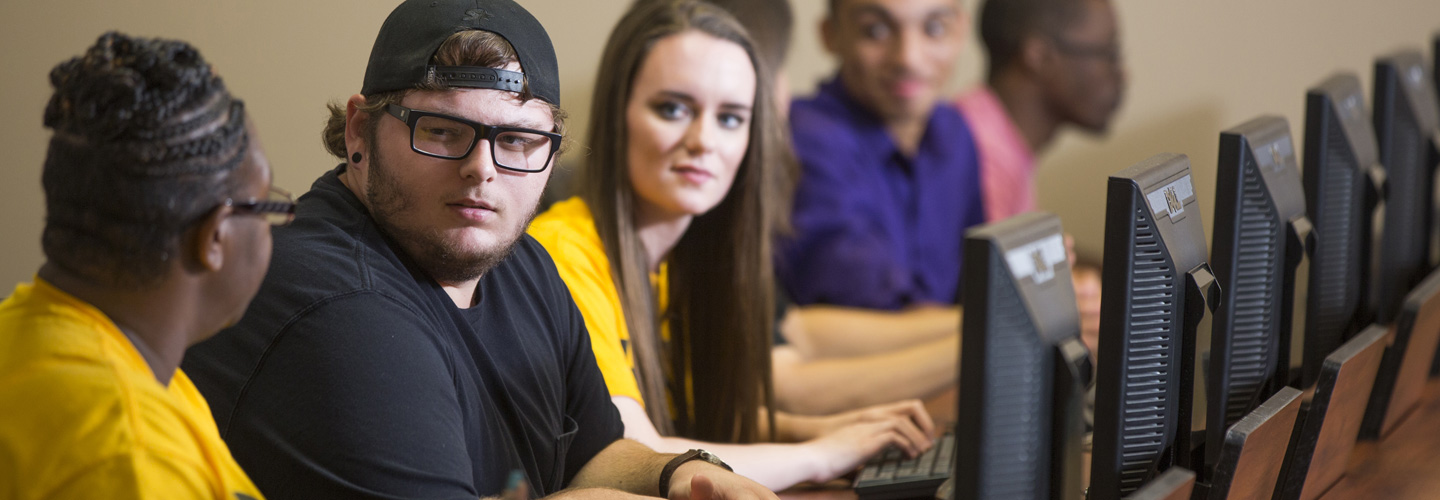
[
  {"left": 42, "top": 32, "right": 249, "bottom": 290},
  {"left": 704, "top": 0, "right": 794, "bottom": 74},
  {"left": 978, "top": 0, "right": 1091, "bottom": 78}
]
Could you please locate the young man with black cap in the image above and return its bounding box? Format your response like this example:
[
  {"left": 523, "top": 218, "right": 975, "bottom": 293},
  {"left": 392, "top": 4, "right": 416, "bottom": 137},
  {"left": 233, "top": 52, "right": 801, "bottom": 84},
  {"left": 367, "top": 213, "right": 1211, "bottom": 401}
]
[{"left": 181, "top": 1, "right": 776, "bottom": 498}]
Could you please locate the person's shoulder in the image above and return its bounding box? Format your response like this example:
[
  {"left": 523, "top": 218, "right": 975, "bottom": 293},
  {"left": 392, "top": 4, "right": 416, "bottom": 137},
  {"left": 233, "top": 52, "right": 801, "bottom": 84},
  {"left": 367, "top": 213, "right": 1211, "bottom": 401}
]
[
  {"left": 789, "top": 93, "right": 862, "bottom": 141},
  {"left": 256, "top": 170, "right": 431, "bottom": 316},
  {"left": 529, "top": 198, "right": 610, "bottom": 274},
  {"left": 0, "top": 367, "right": 248, "bottom": 498},
  {"left": 529, "top": 198, "right": 601, "bottom": 247},
  {"left": 0, "top": 344, "right": 171, "bottom": 481},
  {"left": 931, "top": 99, "right": 971, "bottom": 130},
  {"left": 928, "top": 101, "right": 978, "bottom": 155},
  {"left": 954, "top": 86, "right": 995, "bottom": 113}
]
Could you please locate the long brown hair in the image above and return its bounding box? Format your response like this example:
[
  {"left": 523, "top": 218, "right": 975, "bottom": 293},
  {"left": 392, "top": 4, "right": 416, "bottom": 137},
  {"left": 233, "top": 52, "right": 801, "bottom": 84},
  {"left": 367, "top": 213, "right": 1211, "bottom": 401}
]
[{"left": 583, "top": 0, "right": 793, "bottom": 442}]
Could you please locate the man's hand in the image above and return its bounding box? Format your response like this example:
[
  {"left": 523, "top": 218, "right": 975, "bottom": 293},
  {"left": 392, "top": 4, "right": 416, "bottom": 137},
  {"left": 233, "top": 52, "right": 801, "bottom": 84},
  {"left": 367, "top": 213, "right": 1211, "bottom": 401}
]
[{"left": 667, "top": 462, "right": 777, "bottom": 500}]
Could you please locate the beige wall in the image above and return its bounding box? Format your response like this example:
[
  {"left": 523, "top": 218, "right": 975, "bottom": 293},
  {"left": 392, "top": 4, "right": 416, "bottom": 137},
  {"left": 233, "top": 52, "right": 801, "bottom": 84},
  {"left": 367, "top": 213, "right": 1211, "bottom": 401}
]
[{"left": 0, "top": 0, "right": 1437, "bottom": 289}]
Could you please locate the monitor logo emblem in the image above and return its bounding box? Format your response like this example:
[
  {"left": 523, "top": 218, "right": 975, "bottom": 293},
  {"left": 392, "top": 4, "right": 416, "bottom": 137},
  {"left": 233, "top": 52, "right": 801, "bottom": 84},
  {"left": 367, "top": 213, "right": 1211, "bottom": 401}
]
[
  {"left": 1032, "top": 249, "right": 1053, "bottom": 283},
  {"left": 1005, "top": 233, "right": 1065, "bottom": 285},
  {"left": 1164, "top": 187, "right": 1183, "bottom": 217},
  {"left": 1345, "top": 95, "right": 1362, "bottom": 119},
  {"left": 1146, "top": 175, "right": 1193, "bottom": 219}
]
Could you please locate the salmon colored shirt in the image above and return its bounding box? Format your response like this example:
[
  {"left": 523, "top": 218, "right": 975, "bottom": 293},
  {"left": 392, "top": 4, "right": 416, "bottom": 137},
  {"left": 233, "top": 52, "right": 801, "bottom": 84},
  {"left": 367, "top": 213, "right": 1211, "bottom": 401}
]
[{"left": 957, "top": 85, "right": 1039, "bottom": 223}]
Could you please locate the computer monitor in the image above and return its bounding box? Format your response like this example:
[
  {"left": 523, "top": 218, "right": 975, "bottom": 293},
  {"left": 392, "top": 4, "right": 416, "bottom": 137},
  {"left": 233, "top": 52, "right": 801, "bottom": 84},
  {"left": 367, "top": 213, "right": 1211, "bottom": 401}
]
[
  {"left": 1300, "top": 73, "right": 1384, "bottom": 387},
  {"left": 1434, "top": 33, "right": 1440, "bottom": 118},
  {"left": 955, "top": 211, "right": 1090, "bottom": 500},
  {"left": 1206, "top": 116, "right": 1311, "bottom": 471},
  {"left": 1371, "top": 49, "right": 1440, "bottom": 323},
  {"left": 1089, "top": 154, "right": 1220, "bottom": 500},
  {"left": 1431, "top": 32, "right": 1440, "bottom": 379}
]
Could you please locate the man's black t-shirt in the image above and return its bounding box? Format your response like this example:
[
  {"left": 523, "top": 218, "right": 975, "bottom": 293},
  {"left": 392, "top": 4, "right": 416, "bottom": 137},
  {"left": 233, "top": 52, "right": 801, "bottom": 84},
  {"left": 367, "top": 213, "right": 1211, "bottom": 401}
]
[{"left": 183, "top": 165, "right": 622, "bottom": 499}]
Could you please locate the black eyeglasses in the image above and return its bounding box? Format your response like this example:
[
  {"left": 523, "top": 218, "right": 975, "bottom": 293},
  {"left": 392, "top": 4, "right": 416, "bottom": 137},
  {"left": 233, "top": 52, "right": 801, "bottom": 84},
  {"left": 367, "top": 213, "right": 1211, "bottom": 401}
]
[
  {"left": 228, "top": 187, "right": 296, "bottom": 226},
  {"left": 386, "top": 104, "right": 562, "bottom": 173}
]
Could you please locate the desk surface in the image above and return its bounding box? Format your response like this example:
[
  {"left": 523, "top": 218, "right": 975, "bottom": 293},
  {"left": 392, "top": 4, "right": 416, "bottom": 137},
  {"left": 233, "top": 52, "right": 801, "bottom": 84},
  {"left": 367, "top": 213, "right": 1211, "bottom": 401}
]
[
  {"left": 780, "top": 380, "right": 1440, "bottom": 500},
  {"left": 1321, "top": 379, "right": 1440, "bottom": 499}
]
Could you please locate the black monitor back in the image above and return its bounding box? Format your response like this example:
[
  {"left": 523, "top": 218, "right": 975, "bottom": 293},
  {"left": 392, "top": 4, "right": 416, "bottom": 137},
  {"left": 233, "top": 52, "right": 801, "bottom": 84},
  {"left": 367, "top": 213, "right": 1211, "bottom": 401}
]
[
  {"left": 1372, "top": 50, "right": 1440, "bottom": 323},
  {"left": 1431, "top": 31, "right": 1440, "bottom": 378},
  {"left": 1206, "top": 116, "right": 1310, "bottom": 470},
  {"left": 1301, "top": 73, "right": 1383, "bottom": 387},
  {"left": 1090, "top": 154, "right": 1218, "bottom": 499},
  {"left": 956, "top": 211, "right": 1089, "bottom": 500}
]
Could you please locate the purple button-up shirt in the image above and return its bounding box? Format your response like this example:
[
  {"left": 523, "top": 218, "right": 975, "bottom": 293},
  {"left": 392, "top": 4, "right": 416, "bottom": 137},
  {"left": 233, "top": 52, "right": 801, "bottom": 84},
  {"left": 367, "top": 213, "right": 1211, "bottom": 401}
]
[{"left": 778, "top": 78, "right": 985, "bottom": 310}]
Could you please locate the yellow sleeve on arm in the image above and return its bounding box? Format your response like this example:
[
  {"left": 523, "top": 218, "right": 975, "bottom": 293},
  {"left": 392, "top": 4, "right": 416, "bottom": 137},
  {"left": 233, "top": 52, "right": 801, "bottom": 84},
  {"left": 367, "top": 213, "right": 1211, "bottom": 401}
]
[
  {"left": 39, "top": 454, "right": 213, "bottom": 500},
  {"left": 529, "top": 200, "right": 645, "bottom": 405}
]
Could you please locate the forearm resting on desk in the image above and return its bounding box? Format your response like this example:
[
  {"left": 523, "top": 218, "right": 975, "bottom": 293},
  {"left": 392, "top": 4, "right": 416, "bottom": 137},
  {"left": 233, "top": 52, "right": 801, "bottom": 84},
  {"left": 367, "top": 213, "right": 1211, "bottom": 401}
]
[
  {"left": 771, "top": 336, "right": 958, "bottom": 415},
  {"left": 611, "top": 397, "right": 930, "bottom": 492},
  {"left": 568, "top": 438, "right": 777, "bottom": 500},
  {"left": 781, "top": 306, "right": 960, "bottom": 359},
  {"left": 613, "top": 397, "right": 836, "bottom": 490}
]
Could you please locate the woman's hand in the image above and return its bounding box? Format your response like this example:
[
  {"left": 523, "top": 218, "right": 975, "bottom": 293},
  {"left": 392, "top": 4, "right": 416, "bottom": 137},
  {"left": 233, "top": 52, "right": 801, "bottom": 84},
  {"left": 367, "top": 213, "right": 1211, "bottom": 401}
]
[
  {"left": 799, "top": 415, "right": 936, "bottom": 483},
  {"left": 794, "top": 399, "right": 937, "bottom": 442}
]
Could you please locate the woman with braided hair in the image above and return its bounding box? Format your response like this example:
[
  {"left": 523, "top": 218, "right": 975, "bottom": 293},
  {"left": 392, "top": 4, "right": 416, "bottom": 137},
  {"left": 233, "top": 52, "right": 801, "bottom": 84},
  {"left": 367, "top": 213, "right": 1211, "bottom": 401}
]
[{"left": 0, "top": 31, "right": 289, "bottom": 499}]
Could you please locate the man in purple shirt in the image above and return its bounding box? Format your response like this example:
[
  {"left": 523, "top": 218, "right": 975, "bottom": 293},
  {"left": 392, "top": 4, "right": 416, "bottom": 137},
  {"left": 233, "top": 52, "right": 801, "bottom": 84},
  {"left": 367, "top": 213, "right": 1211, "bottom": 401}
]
[{"left": 780, "top": 0, "right": 983, "bottom": 310}]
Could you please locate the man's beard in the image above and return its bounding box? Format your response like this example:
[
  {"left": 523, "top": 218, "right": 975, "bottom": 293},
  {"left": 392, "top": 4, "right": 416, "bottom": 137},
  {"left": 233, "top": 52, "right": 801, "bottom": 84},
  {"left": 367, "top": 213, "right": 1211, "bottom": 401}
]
[{"left": 365, "top": 148, "right": 540, "bottom": 284}]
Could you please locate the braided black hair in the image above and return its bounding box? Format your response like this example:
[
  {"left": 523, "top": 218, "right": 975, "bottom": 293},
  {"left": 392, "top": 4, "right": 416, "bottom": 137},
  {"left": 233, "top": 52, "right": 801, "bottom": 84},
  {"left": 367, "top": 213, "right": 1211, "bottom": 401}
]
[{"left": 41, "top": 31, "right": 250, "bottom": 290}]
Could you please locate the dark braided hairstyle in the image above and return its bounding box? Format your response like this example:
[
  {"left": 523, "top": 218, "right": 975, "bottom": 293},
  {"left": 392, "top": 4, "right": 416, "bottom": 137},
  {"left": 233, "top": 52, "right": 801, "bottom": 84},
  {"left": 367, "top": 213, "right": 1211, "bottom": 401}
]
[{"left": 41, "top": 32, "right": 250, "bottom": 290}]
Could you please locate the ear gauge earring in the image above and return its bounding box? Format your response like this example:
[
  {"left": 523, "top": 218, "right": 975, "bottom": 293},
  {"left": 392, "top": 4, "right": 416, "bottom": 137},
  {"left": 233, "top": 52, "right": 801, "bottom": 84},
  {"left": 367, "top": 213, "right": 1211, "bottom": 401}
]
[{"left": 351, "top": 152, "right": 363, "bottom": 164}]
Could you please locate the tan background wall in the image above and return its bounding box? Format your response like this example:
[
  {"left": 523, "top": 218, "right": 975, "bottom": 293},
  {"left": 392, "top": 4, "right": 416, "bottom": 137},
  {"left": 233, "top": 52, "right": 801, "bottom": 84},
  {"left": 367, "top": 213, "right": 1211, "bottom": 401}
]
[{"left": 1, "top": 0, "right": 1438, "bottom": 290}]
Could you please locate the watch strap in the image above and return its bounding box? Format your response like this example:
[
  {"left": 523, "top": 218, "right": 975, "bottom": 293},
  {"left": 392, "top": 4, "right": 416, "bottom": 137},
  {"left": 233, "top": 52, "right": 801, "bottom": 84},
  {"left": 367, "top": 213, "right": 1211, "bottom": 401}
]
[{"left": 659, "top": 449, "right": 732, "bottom": 495}]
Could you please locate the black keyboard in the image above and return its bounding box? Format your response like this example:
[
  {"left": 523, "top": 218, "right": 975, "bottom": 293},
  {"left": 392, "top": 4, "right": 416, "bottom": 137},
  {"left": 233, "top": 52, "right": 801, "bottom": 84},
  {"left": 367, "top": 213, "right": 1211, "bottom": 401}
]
[{"left": 853, "top": 432, "right": 955, "bottom": 500}]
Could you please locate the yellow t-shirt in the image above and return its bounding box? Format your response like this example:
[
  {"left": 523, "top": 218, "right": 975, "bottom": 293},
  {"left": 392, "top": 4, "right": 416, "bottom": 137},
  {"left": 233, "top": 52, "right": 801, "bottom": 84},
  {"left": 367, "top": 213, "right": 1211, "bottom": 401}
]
[
  {"left": 0, "top": 278, "right": 264, "bottom": 500},
  {"left": 529, "top": 198, "right": 647, "bottom": 404}
]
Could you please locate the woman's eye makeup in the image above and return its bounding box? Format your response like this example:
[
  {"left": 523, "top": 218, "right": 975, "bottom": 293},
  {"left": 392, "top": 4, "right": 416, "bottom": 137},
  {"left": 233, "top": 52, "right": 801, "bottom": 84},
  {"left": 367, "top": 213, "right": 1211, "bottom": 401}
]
[
  {"left": 653, "top": 100, "right": 691, "bottom": 120},
  {"left": 718, "top": 112, "right": 747, "bottom": 129}
]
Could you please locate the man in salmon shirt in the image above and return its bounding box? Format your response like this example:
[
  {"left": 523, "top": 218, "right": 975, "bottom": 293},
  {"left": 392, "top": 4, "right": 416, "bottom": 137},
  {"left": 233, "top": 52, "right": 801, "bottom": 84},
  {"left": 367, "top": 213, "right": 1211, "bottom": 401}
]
[{"left": 957, "top": 0, "right": 1126, "bottom": 351}]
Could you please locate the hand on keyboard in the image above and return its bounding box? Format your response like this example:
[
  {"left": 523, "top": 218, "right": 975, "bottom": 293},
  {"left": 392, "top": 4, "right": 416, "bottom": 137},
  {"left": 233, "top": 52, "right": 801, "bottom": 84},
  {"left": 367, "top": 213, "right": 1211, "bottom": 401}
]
[
  {"left": 853, "top": 432, "right": 956, "bottom": 500},
  {"left": 801, "top": 416, "right": 937, "bottom": 483},
  {"left": 814, "top": 400, "right": 939, "bottom": 442}
]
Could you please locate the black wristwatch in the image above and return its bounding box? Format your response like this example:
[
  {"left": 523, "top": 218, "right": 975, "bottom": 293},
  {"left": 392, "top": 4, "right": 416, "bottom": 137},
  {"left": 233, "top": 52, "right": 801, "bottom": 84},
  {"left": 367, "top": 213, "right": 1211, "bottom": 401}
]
[{"left": 659, "top": 449, "right": 733, "bottom": 494}]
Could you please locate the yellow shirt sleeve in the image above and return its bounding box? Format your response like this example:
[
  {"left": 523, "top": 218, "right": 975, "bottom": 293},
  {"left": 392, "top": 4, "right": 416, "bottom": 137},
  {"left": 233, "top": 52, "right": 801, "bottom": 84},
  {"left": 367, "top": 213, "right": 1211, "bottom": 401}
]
[
  {"left": 529, "top": 199, "right": 644, "bottom": 405},
  {"left": 0, "top": 365, "right": 264, "bottom": 500},
  {"left": 0, "top": 279, "right": 264, "bottom": 500},
  {"left": 37, "top": 452, "right": 225, "bottom": 500}
]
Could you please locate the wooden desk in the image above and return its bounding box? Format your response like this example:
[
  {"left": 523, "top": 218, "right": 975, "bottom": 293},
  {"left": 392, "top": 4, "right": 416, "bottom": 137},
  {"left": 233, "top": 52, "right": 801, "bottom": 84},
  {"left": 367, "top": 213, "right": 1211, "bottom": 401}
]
[
  {"left": 780, "top": 381, "right": 1440, "bottom": 500},
  {"left": 1322, "top": 379, "right": 1440, "bottom": 499},
  {"left": 778, "top": 481, "right": 855, "bottom": 500}
]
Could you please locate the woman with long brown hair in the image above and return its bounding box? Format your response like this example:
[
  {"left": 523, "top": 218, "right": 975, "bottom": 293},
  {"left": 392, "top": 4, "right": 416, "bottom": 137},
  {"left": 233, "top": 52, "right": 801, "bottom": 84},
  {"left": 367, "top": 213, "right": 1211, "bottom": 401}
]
[{"left": 528, "top": 0, "right": 935, "bottom": 490}]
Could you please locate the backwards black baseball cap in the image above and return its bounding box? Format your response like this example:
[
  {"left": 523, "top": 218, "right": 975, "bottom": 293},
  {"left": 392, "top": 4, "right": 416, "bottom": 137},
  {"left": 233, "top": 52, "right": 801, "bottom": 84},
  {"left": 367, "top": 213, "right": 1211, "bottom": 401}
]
[{"left": 360, "top": 0, "right": 560, "bottom": 106}]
